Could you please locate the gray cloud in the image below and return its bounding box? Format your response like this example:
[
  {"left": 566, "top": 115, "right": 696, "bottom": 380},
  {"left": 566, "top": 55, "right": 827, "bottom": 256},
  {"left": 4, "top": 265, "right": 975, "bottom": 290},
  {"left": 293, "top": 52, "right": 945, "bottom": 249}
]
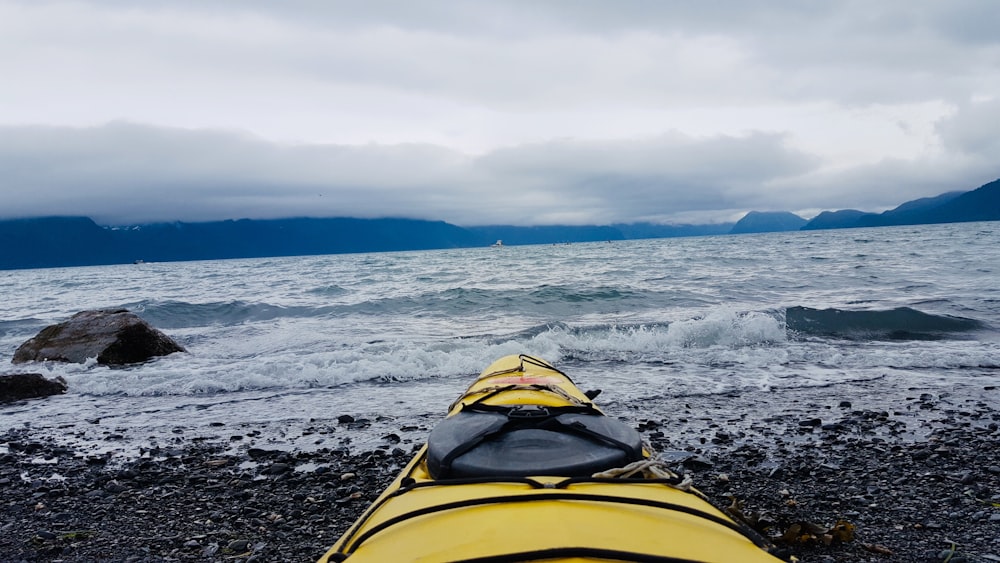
[
  {"left": 2, "top": 120, "right": 993, "bottom": 226},
  {"left": 1, "top": 1, "right": 997, "bottom": 226}
]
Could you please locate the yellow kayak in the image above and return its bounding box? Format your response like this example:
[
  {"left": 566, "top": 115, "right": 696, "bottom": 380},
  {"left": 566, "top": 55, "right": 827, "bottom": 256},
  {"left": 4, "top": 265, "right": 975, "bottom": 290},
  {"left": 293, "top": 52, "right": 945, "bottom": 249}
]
[{"left": 319, "top": 355, "right": 784, "bottom": 562}]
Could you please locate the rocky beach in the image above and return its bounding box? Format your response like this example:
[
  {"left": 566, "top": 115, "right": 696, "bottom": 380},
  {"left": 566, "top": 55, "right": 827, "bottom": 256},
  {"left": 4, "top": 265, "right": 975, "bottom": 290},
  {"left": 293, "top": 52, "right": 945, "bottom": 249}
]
[{"left": 2, "top": 376, "right": 998, "bottom": 563}]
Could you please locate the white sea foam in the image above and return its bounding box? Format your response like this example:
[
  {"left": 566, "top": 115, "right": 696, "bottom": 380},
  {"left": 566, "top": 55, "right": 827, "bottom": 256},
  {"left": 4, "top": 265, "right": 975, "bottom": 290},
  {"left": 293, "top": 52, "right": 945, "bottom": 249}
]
[{"left": 1, "top": 223, "right": 997, "bottom": 452}]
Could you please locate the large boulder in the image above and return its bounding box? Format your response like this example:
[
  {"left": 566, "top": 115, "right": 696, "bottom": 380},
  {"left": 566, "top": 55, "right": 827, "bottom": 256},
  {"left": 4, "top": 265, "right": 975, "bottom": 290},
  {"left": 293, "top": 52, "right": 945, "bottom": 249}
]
[
  {"left": 0, "top": 373, "right": 67, "bottom": 402},
  {"left": 12, "top": 309, "right": 186, "bottom": 366}
]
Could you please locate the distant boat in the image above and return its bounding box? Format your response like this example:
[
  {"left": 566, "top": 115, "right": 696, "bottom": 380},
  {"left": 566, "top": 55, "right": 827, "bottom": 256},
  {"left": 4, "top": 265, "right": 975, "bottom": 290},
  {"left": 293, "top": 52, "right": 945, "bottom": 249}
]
[
  {"left": 133, "top": 259, "right": 145, "bottom": 264},
  {"left": 491, "top": 240, "right": 504, "bottom": 247}
]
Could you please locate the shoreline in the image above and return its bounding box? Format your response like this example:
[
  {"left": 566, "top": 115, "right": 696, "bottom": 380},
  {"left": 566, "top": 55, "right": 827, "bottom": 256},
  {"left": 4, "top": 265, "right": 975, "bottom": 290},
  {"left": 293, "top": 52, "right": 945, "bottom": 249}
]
[{"left": 2, "top": 379, "right": 999, "bottom": 562}]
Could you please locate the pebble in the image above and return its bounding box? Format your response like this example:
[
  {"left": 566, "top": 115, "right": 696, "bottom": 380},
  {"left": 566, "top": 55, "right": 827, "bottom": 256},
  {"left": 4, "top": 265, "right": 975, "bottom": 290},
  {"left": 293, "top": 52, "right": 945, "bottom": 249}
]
[
  {"left": 682, "top": 455, "right": 713, "bottom": 469},
  {"left": 264, "top": 462, "right": 291, "bottom": 475},
  {"left": 3, "top": 382, "right": 999, "bottom": 562},
  {"left": 105, "top": 482, "right": 128, "bottom": 493}
]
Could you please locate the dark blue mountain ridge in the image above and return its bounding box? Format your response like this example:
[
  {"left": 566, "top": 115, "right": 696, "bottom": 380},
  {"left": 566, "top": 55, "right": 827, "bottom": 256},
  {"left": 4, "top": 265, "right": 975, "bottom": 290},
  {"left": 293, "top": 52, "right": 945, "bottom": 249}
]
[
  {"left": 0, "top": 216, "right": 118, "bottom": 269},
  {"left": 730, "top": 211, "right": 807, "bottom": 234},
  {"left": 800, "top": 209, "right": 874, "bottom": 231},
  {"left": 855, "top": 190, "right": 966, "bottom": 228},
  {"left": 903, "top": 179, "right": 1000, "bottom": 224},
  {"left": 0, "top": 216, "right": 484, "bottom": 270},
  {"left": 1, "top": 177, "right": 997, "bottom": 270},
  {"left": 467, "top": 225, "right": 626, "bottom": 246},
  {"left": 612, "top": 222, "right": 734, "bottom": 239},
  {"left": 802, "top": 178, "right": 999, "bottom": 230}
]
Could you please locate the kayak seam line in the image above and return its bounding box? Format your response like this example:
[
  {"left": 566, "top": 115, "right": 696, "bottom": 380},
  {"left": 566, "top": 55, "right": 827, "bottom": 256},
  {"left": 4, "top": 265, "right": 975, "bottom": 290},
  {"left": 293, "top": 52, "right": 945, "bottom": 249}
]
[
  {"left": 446, "top": 546, "right": 709, "bottom": 563},
  {"left": 341, "top": 492, "right": 756, "bottom": 556},
  {"left": 331, "top": 476, "right": 548, "bottom": 559}
]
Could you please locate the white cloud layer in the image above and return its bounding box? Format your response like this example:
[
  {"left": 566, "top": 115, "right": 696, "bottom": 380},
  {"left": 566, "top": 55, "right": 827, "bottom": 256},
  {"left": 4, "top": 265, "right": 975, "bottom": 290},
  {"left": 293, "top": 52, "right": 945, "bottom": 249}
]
[{"left": 1, "top": 0, "right": 998, "bottom": 225}]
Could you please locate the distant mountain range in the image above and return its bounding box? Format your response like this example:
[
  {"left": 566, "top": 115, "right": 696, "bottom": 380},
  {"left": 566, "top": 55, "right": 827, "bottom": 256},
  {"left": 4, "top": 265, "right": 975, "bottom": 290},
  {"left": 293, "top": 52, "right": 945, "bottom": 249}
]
[
  {"left": 809, "top": 178, "right": 998, "bottom": 230},
  {"left": 727, "top": 178, "right": 999, "bottom": 233},
  {"left": 1, "top": 178, "right": 997, "bottom": 270},
  {"left": 729, "top": 211, "right": 808, "bottom": 234}
]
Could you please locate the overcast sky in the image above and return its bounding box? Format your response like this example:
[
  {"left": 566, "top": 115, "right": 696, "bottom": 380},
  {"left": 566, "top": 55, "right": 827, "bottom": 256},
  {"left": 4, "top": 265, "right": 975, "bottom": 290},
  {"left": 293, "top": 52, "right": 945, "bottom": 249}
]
[{"left": 2, "top": 1, "right": 998, "bottom": 226}]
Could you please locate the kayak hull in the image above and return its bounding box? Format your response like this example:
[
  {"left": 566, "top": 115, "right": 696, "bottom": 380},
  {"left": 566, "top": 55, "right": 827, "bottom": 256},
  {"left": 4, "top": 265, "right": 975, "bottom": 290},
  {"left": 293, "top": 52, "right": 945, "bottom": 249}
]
[{"left": 319, "top": 355, "right": 782, "bottom": 563}]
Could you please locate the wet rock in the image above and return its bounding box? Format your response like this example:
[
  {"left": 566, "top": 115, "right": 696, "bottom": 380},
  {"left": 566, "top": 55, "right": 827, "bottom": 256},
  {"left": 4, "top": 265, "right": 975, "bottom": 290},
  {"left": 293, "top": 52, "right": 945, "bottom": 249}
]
[
  {"left": 0, "top": 373, "right": 67, "bottom": 402},
  {"left": 247, "top": 448, "right": 282, "bottom": 459},
  {"left": 12, "top": 309, "right": 186, "bottom": 366},
  {"left": 105, "top": 482, "right": 128, "bottom": 494},
  {"left": 264, "top": 462, "right": 291, "bottom": 475},
  {"left": 659, "top": 450, "right": 695, "bottom": 463},
  {"left": 682, "top": 455, "right": 714, "bottom": 469}
]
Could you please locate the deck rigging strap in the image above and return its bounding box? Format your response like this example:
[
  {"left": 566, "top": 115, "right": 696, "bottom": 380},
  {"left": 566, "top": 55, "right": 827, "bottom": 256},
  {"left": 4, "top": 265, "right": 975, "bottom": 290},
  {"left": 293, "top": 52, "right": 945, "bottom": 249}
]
[
  {"left": 476, "top": 354, "right": 575, "bottom": 382},
  {"left": 449, "top": 381, "right": 593, "bottom": 412},
  {"left": 449, "top": 547, "right": 706, "bottom": 563}
]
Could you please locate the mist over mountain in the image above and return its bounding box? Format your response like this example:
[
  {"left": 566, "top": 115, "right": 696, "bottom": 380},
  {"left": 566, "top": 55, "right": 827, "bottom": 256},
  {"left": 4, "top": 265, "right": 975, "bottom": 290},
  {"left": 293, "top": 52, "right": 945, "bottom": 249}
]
[{"left": 1, "top": 178, "right": 997, "bottom": 270}]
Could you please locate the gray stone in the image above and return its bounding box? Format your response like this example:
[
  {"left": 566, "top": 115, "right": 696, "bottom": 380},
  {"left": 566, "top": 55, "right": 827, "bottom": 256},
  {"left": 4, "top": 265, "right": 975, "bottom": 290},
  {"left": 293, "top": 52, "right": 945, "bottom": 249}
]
[
  {"left": 12, "top": 309, "right": 185, "bottom": 366},
  {"left": 227, "top": 539, "right": 250, "bottom": 552},
  {"left": 0, "top": 373, "right": 67, "bottom": 402},
  {"left": 264, "top": 462, "right": 291, "bottom": 475}
]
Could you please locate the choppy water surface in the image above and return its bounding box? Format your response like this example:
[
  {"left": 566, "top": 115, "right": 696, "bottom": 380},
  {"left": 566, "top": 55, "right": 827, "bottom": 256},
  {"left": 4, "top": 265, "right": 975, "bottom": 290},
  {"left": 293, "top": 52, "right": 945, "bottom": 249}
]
[{"left": 2, "top": 222, "right": 998, "bottom": 454}]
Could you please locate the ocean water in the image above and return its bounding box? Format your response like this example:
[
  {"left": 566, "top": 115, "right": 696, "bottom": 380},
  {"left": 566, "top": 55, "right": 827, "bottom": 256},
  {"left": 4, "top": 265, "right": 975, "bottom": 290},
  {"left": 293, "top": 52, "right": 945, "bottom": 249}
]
[{"left": 2, "top": 222, "right": 998, "bottom": 455}]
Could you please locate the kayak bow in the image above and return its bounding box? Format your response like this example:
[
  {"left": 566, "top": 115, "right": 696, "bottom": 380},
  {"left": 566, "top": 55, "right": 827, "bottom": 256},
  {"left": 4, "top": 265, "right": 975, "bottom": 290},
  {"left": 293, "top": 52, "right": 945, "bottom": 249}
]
[{"left": 319, "top": 355, "right": 783, "bottom": 562}]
